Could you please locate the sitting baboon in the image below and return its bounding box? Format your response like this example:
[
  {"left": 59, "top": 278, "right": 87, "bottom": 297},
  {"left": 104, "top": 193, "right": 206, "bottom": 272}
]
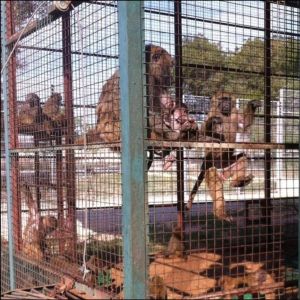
[
  {"left": 186, "top": 91, "right": 261, "bottom": 221},
  {"left": 21, "top": 183, "right": 57, "bottom": 260}
]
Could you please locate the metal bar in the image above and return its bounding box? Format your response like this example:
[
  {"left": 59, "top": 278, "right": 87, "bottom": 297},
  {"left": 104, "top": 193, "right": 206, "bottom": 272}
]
[
  {"left": 9, "top": 141, "right": 296, "bottom": 153},
  {"left": 182, "top": 62, "right": 300, "bottom": 80},
  {"left": 1, "top": 195, "right": 296, "bottom": 214},
  {"left": 174, "top": 0, "right": 186, "bottom": 244},
  {"left": 62, "top": 10, "right": 77, "bottom": 261},
  {"left": 34, "top": 137, "right": 41, "bottom": 210},
  {"left": 1, "top": 0, "right": 16, "bottom": 290},
  {"left": 6, "top": 0, "right": 22, "bottom": 253},
  {"left": 18, "top": 45, "right": 118, "bottom": 60},
  {"left": 55, "top": 137, "right": 64, "bottom": 254},
  {"left": 263, "top": 0, "right": 272, "bottom": 230},
  {"left": 143, "top": 8, "right": 300, "bottom": 38},
  {"left": 6, "top": 1, "right": 299, "bottom": 48},
  {"left": 118, "top": 1, "right": 147, "bottom": 298}
]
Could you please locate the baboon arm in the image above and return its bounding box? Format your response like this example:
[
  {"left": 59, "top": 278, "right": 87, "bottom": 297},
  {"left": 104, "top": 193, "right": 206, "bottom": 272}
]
[
  {"left": 241, "top": 100, "right": 261, "bottom": 130},
  {"left": 22, "top": 184, "right": 39, "bottom": 223}
]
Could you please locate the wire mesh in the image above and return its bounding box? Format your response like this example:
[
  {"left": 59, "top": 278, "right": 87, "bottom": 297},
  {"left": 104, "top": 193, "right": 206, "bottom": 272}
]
[
  {"left": 144, "top": 1, "right": 299, "bottom": 299},
  {"left": 1, "top": 0, "right": 299, "bottom": 299}
]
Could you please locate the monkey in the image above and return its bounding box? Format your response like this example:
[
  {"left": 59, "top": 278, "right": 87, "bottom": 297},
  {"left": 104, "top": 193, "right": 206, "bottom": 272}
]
[
  {"left": 43, "top": 92, "right": 65, "bottom": 122},
  {"left": 21, "top": 183, "right": 57, "bottom": 260},
  {"left": 18, "top": 93, "right": 43, "bottom": 126},
  {"left": 186, "top": 91, "right": 261, "bottom": 221},
  {"left": 148, "top": 275, "right": 168, "bottom": 300},
  {"left": 219, "top": 262, "right": 276, "bottom": 300},
  {"left": 163, "top": 225, "right": 185, "bottom": 259},
  {"left": 158, "top": 102, "right": 198, "bottom": 170}
]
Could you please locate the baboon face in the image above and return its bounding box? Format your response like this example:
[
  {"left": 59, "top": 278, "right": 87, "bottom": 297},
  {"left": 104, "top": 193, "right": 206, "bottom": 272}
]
[
  {"left": 213, "top": 92, "right": 236, "bottom": 116},
  {"left": 40, "top": 215, "right": 58, "bottom": 235},
  {"left": 50, "top": 93, "right": 62, "bottom": 106},
  {"left": 171, "top": 104, "right": 189, "bottom": 126},
  {"left": 146, "top": 45, "right": 174, "bottom": 87},
  {"left": 160, "top": 93, "right": 176, "bottom": 109},
  {"left": 218, "top": 96, "right": 232, "bottom": 116},
  {"left": 26, "top": 93, "right": 41, "bottom": 108}
]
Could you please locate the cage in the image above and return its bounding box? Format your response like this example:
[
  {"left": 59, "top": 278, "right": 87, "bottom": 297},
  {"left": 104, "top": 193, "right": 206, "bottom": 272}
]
[{"left": 1, "top": 1, "right": 299, "bottom": 299}]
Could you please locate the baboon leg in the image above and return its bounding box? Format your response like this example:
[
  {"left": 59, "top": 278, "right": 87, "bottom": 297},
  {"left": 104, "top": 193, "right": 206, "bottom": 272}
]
[
  {"left": 205, "top": 167, "right": 232, "bottom": 222},
  {"left": 222, "top": 156, "right": 254, "bottom": 188}
]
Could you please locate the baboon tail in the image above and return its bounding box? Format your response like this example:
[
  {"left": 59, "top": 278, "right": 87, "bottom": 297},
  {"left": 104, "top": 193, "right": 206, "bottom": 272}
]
[
  {"left": 186, "top": 167, "right": 206, "bottom": 210},
  {"left": 21, "top": 183, "right": 38, "bottom": 218}
]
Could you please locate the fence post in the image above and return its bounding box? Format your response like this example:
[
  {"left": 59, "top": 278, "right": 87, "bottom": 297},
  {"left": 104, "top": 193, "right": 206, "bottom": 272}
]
[
  {"left": 118, "top": 1, "right": 148, "bottom": 299},
  {"left": 1, "top": 0, "right": 16, "bottom": 290}
]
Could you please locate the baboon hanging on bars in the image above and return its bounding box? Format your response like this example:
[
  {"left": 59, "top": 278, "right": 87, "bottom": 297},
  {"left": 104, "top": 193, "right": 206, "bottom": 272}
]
[
  {"left": 75, "top": 45, "right": 198, "bottom": 167},
  {"left": 186, "top": 91, "right": 261, "bottom": 221},
  {"left": 21, "top": 183, "right": 57, "bottom": 260}
]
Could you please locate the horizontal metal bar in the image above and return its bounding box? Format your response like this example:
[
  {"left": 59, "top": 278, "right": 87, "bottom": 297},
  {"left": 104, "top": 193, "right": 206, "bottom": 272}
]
[
  {"left": 18, "top": 45, "right": 118, "bottom": 60},
  {"left": 1, "top": 196, "right": 297, "bottom": 214},
  {"left": 10, "top": 143, "right": 121, "bottom": 153},
  {"left": 146, "top": 140, "right": 287, "bottom": 150},
  {"left": 144, "top": 8, "right": 300, "bottom": 38},
  {"left": 9, "top": 140, "right": 300, "bottom": 153},
  {"left": 7, "top": 1, "right": 299, "bottom": 47},
  {"left": 182, "top": 62, "right": 300, "bottom": 80}
]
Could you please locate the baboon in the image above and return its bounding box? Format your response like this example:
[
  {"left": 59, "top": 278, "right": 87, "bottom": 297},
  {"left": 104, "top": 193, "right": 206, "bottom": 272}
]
[
  {"left": 18, "top": 93, "right": 43, "bottom": 126},
  {"left": 219, "top": 262, "right": 276, "bottom": 300},
  {"left": 158, "top": 102, "right": 198, "bottom": 170},
  {"left": 163, "top": 225, "right": 185, "bottom": 259},
  {"left": 43, "top": 92, "right": 65, "bottom": 122},
  {"left": 22, "top": 183, "right": 57, "bottom": 260},
  {"left": 148, "top": 275, "right": 168, "bottom": 300},
  {"left": 186, "top": 91, "right": 261, "bottom": 221},
  {"left": 75, "top": 45, "right": 197, "bottom": 167}
]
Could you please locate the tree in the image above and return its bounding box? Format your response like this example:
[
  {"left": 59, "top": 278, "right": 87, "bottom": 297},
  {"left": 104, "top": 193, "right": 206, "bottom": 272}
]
[
  {"left": 182, "top": 35, "right": 227, "bottom": 95},
  {"left": 182, "top": 35, "right": 300, "bottom": 100}
]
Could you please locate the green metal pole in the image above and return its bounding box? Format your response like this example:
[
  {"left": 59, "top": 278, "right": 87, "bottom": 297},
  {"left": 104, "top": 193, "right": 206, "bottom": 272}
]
[
  {"left": 118, "top": 1, "right": 148, "bottom": 299},
  {"left": 1, "top": 1, "right": 16, "bottom": 290}
]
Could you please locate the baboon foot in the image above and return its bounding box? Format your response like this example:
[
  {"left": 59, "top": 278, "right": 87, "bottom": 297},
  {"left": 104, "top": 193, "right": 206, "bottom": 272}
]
[
  {"left": 230, "top": 174, "right": 254, "bottom": 188},
  {"left": 163, "top": 153, "right": 176, "bottom": 171},
  {"left": 215, "top": 212, "right": 233, "bottom": 222}
]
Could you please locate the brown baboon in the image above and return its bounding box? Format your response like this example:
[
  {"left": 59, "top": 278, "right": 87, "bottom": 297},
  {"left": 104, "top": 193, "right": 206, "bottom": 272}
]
[
  {"left": 75, "top": 45, "right": 197, "bottom": 162},
  {"left": 186, "top": 91, "right": 261, "bottom": 221},
  {"left": 148, "top": 275, "right": 168, "bottom": 300},
  {"left": 163, "top": 225, "right": 185, "bottom": 259},
  {"left": 18, "top": 93, "right": 43, "bottom": 126},
  {"left": 159, "top": 102, "right": 199, "bottom": 170},
  {"left": 22, "top": 183, "right": 57, "bottom": 260},
  {"left": 219, "top": 262, "right": 276, "bottom": 300},
  {"left": 43, "top": 92, "right": 65, "bottom": 122}
]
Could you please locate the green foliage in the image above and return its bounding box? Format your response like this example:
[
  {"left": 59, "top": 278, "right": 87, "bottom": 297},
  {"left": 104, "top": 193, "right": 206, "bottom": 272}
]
[
  {"left": 182, "top": 35, "right": 300, "bottom": 99},
  {"left": 182, "top": 35, "right": 227, "bottom": 95}
]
